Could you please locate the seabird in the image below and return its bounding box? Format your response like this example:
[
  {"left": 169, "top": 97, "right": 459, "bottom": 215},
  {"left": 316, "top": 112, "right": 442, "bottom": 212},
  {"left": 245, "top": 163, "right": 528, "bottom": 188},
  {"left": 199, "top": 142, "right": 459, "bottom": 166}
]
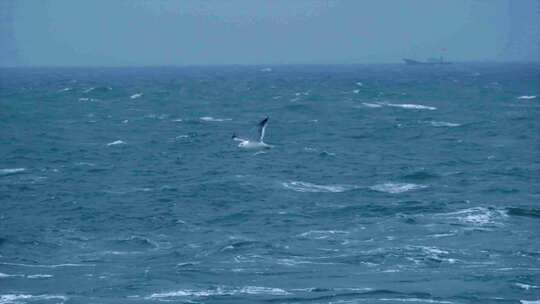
[{"left": 232, "top": 116, "right": 273, "bottom": 149}]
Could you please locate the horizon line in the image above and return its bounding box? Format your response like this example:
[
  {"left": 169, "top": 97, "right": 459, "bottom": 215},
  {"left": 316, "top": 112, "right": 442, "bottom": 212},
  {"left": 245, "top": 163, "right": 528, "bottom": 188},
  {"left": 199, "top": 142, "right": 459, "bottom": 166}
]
[{"left": 1, "top": 60, "right": 539, "bottom": 69}]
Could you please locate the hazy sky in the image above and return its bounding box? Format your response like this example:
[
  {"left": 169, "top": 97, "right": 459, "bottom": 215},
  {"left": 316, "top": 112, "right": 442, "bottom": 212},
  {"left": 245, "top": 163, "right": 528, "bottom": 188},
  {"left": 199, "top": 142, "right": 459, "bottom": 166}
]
[{"left": 1, "top": 0, "right": 539, "bottom": 66}]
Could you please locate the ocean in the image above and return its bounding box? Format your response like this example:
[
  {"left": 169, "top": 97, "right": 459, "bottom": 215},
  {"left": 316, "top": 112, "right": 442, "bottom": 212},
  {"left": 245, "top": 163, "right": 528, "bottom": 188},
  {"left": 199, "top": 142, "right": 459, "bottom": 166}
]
[{"left": 0, "top": 64, "right": 539, "bottom": 304}]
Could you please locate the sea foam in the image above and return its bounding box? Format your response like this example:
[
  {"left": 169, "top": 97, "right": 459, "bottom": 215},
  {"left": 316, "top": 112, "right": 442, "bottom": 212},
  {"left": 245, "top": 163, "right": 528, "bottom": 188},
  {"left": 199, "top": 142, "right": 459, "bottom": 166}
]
[
  {"left": 425, "top": 121, "right": 461, "bottom": 127},
  {"left": 0, "top": 168, "right": 26, "bottom": 175},
  {"left": 147, "top": 286, "right": 288, "bottom": 299},
  {"left": 282, "top": 181, "right": 358, "bottom": 193},
  {"left": 107, "top": 140, "right": 126, "bottom": 146},
  {"left": 517, "top": 95, "right": 536, "bottom": 100},
  {"left": 369, "top": 183, "right": 427, "bottom": 194},
  {"left": 200, "top": 116, "right": 232, "bottom": 122},
  {"left": 385, "top": 103, "right": 437, "bottom": 110}
]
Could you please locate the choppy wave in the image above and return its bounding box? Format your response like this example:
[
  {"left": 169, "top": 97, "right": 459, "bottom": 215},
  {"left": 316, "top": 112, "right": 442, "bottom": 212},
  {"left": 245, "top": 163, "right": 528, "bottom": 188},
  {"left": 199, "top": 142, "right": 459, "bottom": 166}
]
[
  {"left": 144, "top": 113, "right": 168, "bottom": 120},
  {"left": 370, "top": 183, "right": 427, "bottom": 194},
  {"left": 385, "top": 103, "right": 437, "bottom": 110},
  {"left": 0, "top": 273, "right": 21, "bottom": 278},
  {"left": 424, "top": 121, "right": 461, "bottom": 127},
  {"left": 507, "top": 207, "right": 540, "bottom": 218},
  {"left": 282, "top": 181, "right": 358, "bottom": 193},
  {"left": 362, "top": 102, "right": 383, "bottom": 108},
  {"left": 359, "top": 102, "right": 436, "bottom": 110},
  {"left": 0, "top": 262, "right": 94, "bottom": 268},
  {"left": 146, "top": 286, "right": 289, "bottom": 299},
  {"left": 299, "top": 230, "right": 349, "bottom": 239},
  {"left": 106, "top": 140, "right": 126, "bottom": 146},
  {"left": 0, "top": 168, "right": 26, "bottom": 176},
  {"left": 78, "top": 97, "right": 98, "bottom": 102},
  {"left": 0, "top": 294, "right": 67, "bottom": 304},
  {"left": 439, "top": 207, "right": 508, "bottom": 227},
  {"left": 517, "top": 95, "right": 536, "bottom": 100},
  {"left": 82, "top": 87, "right": 95, "bottom": 93},
  {"left": 516, "top": 283, "right": 538, "bottom": 290},
  {"left": 26, "top": 274, "right": 53, "bottom": 279},
  {"left": 377, "top": 298, "right": 454, "bottom": 303},
  {"left": 200, "top": 116, "right": 232, "bottom": 122}
]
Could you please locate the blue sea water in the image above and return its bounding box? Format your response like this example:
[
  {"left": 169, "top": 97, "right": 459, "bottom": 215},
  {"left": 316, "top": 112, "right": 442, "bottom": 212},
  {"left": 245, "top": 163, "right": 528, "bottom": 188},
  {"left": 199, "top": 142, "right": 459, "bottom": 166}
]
[{"left": 0, "top": 64, "right": 539, "bottom": 304}]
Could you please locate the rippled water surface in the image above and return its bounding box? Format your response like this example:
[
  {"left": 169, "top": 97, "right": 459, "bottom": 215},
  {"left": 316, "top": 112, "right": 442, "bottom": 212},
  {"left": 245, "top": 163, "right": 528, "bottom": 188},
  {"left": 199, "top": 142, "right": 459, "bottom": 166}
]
[{"left": 1, "top": 64, "right": 539, "bottom": 303}]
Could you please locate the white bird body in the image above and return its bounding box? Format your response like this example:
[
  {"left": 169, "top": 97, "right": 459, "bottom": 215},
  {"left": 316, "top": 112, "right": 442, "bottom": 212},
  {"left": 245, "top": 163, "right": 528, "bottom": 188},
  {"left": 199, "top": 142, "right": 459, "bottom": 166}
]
[
  {"left": 232, "top": 117, "right": 273, "bottom": 150},
  {"left": 235, "top": 139, "right": 273, "bottom": 149}
]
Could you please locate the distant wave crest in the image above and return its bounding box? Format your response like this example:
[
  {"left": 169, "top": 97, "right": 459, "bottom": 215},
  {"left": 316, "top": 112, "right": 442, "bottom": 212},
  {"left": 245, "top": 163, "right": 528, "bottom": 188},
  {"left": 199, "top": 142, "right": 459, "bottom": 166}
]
[
  {"left": 200, "top": 116, "right": 232, "bottom": 122},
  {"left": 130, "top": 93, "right": 143, "bottom": 99},
  {"left": 282, "top": 181, "right": 358, "bottom": 193},
  {"left": 385, "top": 103, "right": 437, "bottom": 110},
  {"left": 147, "top": 286, "right": 289, "bottom": 299},
  {"left": 517, "top": 95, "right": 536, "bottom": 100},
  {"left": 360, "top": 102, "right": 436, "bottom": 110},
  {"left": 425, "top": 121, "right": 461, "bottom": 127},
  {"left": 0, "top": 168, "right": 26, "bottom": 176},
  {"left": 107, "top": 140, "right": 126, "bottom": 146},
  {"left": 369, "top": 182, "right": 427, "bottom": 194}
]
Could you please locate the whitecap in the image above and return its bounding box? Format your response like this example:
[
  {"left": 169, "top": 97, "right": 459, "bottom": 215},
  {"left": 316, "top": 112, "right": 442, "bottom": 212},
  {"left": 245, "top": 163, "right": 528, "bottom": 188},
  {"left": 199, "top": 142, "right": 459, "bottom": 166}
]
[
  {"left": 78, "top": 97, "right": 98, "bottom": 102},
  {"left": 369, "top": 182, "right": 427, "bottom": 194},
  {"left": 425, "top": 121, "right": 461, "bottom": 127},
  {"left": 240, "top": 286, "right": 288, "bottom": 295},
  {"left": 356, "top": 82, "right": 363, "bottom": 87},
  {"left": 145, "top": 114, "right": 168, "bottom": 120},
  {"left": 408, "top": 246, "right": 455, "bottom": 263},
  {"left": 171, "top": 118, "right": 183, "bottom": 122},
  {"left": 82, "top": 87, "right": 95, "bottom": 93},
  {"left": 260, "top": 67, "right": 272, "bottom": 72},
  {"left": 299, "top": 230, "right": 349, "bottom": 239},
  {"left": 517, "top": 95, "right": 536, "bottom": 100},
  {"left": 58, "top": 87, "right": 71, "bottom": 92},
  {"left": 75, "top": 162, "right": 95, "bottom": 166},
  {"left": 200, "top": 116, "right": 232, "bottom": 122},
  {"left": 378, "top": 298, "right": 454, "bottom": 303},
  {"left": 146, "top": 286, "right": 288, "bottom": 299},
  {"left": 521, "top": 301, "right": 540, "bottom": 304},
  {"left": 282, "top": 181, "right": 358, "bottom": 193},
  {"left": 362, "top": 102, "right": 383, "bottom": 108},
  {"left": 385, "top": 103, "right": 437, "bottom": 110},
  {"left": 277, "top": 258, "right": 337, "bottom": 266},
  {"left": 27, "top": 274, "right": 53, "bottom": 279},
  {"left": 130, "top": 93, "right": 143, "bottom": 99},
  {"left": 440, "top": 207, "right": 508, "bottom": 226},
  {"left": 353, "top": 89, "right": 360, "bottom": 94},
  {"left": 103, "top": 187, "right": 151, "bottom": 195},
  {"left": 0, "top": 168, "right": 26, "bottom": 176},
  {"left": 0, "top": 262, "right": 94, "bottom": 268},
  {"left": 0, "top": 294, "right": 67, "bottom": 303},
  {"left": 516, "top": 283, "right": 538, "bottom": 290},
  {"left": 107, "top": 140, "right": 125, "bottom": 146}
]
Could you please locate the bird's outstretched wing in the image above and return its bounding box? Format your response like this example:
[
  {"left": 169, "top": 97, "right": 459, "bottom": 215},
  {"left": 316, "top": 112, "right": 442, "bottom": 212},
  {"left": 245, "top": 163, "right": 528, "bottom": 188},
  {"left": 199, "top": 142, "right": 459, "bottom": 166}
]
[{"left": 258, "top": 117, "right": 269, "bottom": 142}]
